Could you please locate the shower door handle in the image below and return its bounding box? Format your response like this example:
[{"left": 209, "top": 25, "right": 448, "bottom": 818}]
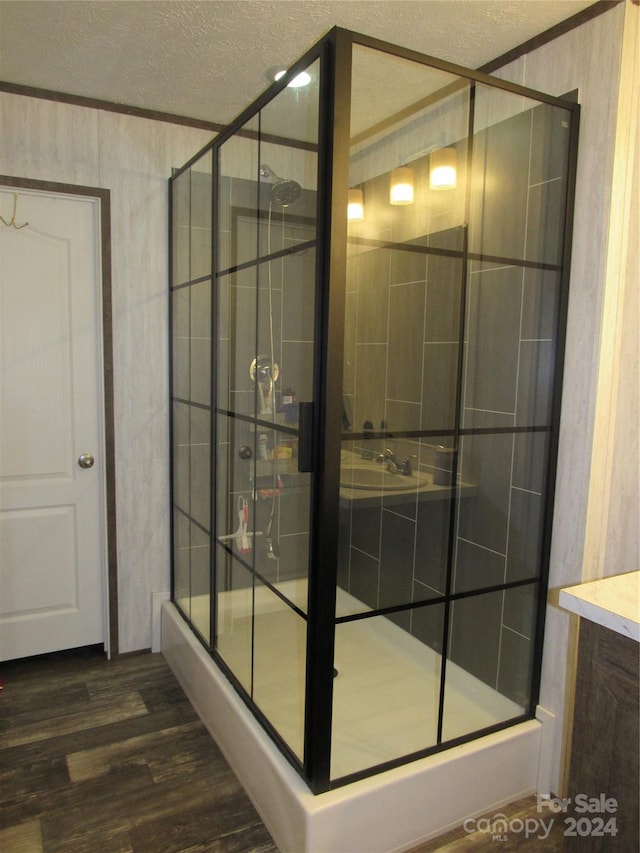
[{"left": 297, "top": 402, "right": 314, "bottom": 473}]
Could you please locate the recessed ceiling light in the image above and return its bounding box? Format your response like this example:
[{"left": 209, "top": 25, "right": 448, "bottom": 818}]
[{"left": 274, "top": 70, "right": 311, "bottom": 88}]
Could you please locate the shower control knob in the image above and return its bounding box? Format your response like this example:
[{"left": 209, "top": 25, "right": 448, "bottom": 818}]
[{"left": 239, "top": 445, "right": 253, "bottom": 459}]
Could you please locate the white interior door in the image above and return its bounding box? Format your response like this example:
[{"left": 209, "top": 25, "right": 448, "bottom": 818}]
[{"left": 0, "top": 188, "right": 107, "bottom": 661}]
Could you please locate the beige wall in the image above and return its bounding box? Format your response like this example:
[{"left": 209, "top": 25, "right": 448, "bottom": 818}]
[
  {"left": 583, "top": 0, "right": 639, "bottom": 580},
  {"left": 0, "top": 93, "right": 212, "bottom": 652}
]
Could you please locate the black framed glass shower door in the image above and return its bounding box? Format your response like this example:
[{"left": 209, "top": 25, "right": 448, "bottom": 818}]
[
  {"left": 212, "top": 57, "right": 321, "bottom": 768},
  {"left": 170, "top": 25, "right": 579, "bottom": 797}
]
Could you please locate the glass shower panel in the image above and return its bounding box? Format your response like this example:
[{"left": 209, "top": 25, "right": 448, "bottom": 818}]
[
  {"left": 248, "top": 61, "right": 319, "bottom": 764},
  {"left": 464, "top": 86, "right": 571, "bottom": 432},
  {"left": 333, "top": 41, "right": 472, "bottom": 781},
  {"left": 331, "top": 606, "right": 443, "bottom": 779},
  {"left": 442, "top": 87, "right": 573, "bottom": 742},
  {"left": 340, "top": 46, "right": 471, "bottom": 597},
  {"left": 170, "top": 150, "right": 213, "bottom": 640},
  {"left": 253, "top": 578, "right": 307, "bottom": 762},
  {"left": 250, "top": 61, "right": 319, "bottom": 602},
  {"left": 213, "top": 61, "right": 319, "bottom": 763},
  {"left": 171, "top": 282, "right": 190, "bottom": 408},
  {"left": 171, "top": 167, "right": 190, "bottom": 286},
  {"left": 214, "top": 116, "right": 259, "bottom": 599},
  {"left": 216, "top": 546, "right": 253, "bottom": 693},
  {"left": 171, "top": 239, "right": 190, "bottom": 624},
  {"left": 190, "top": 157, "right": 212, "bottom": 280},
  {"left": 172, "top": 507, "right": 190, "bottom": 619},
  {"left": 453, "top": 431, "right": 514, "bottom": 594},
  {"left": 189, "top": 278, "right": 211, "bottom": 408},
  {"left": 423, "top": 229, "right": 464, "bottom": 433},
  {"left": 442, "top": 586, "right": 536, "bottom": 741}
]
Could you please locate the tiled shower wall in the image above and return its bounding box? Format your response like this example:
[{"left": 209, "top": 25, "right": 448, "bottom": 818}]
[
  {"left": 173, "top": 170, "right": 318, "bottom": 601},
  {"left": 338, "top": 102, "right": 569, "bottom": 704}
]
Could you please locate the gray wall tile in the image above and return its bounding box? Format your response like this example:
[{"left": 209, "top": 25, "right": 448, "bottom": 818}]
[
  {"left": 502, "top": 584, "right": 536, "bottom": 638},
  {"left": 512, "top": 431, "right": 549, "bottom": 494},
  {"left": 379, "top": 510, "right": 416, "bottom": 608},
  {"left": 530, "top": 103, "right": 571, "bottom": 185},
  {"left": 521, "top": 269, "right": 560, "bottom": 340},
  {"left": 351, "top": 505, "right": 382, "bottom": 559},
  {"left": 388, "top": 281, "right": 426, "bottom": 403},
  {"left": 422, "top": 342, "right": 458, "bottom": 431},
  {"left": 357, "top": 249, "right": 390, "bottom": 343},
  {"left": 506, "top": 488, "right": 544, "bottom": 582},
  {"left": 412, "top": 601, "right": 445, "bottom": 653},
  {"left": 525, "top": 180, "right": 565, "bottom": 265},
  {"left": 457, "top": 433, "right": 512, "bottom": 555},
  {"left": 469, "top": 111, "right": 531, "bottom": 260},
  {"left": 516, "top": 339, "right": 554, "bottom": 427},
  {"left": 349, "top": 547, "right": 379, "bottom": 610},
  {"left": 453, "top": 537, "right": 505, "bottom": 593},
  {"left": 449, "top": 592, "right": 502, "bottom": 690},
  {"left": 497, "top": 626, "right": 533, "bottom": 707},
  {"left": 465, "top": 266, "right": 521, "bottom": 418}
]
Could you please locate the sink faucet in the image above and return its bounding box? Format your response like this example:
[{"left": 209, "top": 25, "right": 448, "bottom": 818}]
[{"left": 376, "top": 448, "right": 415, "bottom": 476}]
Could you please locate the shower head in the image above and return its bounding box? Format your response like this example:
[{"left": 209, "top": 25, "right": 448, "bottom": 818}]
[
  {"left": 271, "top": 178, "right": 302, "bottom": 207},
  {"left": 259, "top": 163, "right": 302, "bottom": 208}
]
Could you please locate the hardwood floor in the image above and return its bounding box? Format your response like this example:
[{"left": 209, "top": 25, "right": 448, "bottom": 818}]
[
  {"left": 0, "top": 647, "right": 562, "bottom": 853},
  {"left": 0, "top": 648, "right": 277, "bottom": 853}
]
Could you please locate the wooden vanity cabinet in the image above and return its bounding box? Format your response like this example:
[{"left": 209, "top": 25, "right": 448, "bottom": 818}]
[{"left": 565, "top": 619, "right": 639, "bottom": 851}]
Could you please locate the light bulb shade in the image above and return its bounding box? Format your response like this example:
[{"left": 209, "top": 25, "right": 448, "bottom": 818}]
[
  {"left": 389, "top": 167, "right": 414, "bottom": 205},
  {"left": 430, "top": 147, "right": 457, "bottom": 190},
  {"left": 347, "top": 188, "right": 364, "bottom": 221}
]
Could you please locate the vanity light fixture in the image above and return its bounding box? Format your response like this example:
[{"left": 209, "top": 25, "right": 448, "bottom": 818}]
[
  {"left": 347, "top": 188, "right": 364, "bottom": 221},
  {"left": 429, "top": 147, "right": 457, "bottom": 190},
  {"left": 274, "top": 69, "right": 312, "bottom": 88},
  {"left": 389, "top": 166, "right": 414, "bottom": 205}
]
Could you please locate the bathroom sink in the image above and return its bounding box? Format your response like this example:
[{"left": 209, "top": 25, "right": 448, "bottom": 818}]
[{"left": 340, "top": 465, "right": 429, "bottom": 491}]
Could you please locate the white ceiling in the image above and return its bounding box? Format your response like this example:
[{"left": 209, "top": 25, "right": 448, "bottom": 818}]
[{"left": 0, "top": 0, "right": 595, "bottom": 126}]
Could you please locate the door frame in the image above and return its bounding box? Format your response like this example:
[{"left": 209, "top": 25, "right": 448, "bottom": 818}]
[{"left": 0, "top": 174, "right": 119, "bottom": 655}]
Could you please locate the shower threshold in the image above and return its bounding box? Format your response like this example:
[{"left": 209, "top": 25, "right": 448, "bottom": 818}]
[
  {"left": 178, "top": 581, "right": 523, "bottom": 779},
  {"left": 163, "top": 593, "right": 544, "bottom": 852}
]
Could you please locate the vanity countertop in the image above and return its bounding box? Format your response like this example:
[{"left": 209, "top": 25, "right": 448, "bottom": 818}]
[{"left": 559, "top": 570, "right": 640, "bottom": 642}]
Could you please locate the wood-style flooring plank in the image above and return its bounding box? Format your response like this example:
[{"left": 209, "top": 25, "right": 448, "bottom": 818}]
[
  {"left": 0, "top": 649, "right": 277, "bottom": 853},
  {"left": 66, "top": 720, "right": 199, "bottom": 782},
  {"left": 0, "top": 818, "right": 44, "bottom": 853},
  {"left": 1, "top": 647, "right": 562, "bottom": 852},
  {"left": 2, "top": 690, "right": 149, "bottom": 749}
]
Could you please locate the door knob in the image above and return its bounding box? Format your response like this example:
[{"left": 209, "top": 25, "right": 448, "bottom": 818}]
[{"left": 78, "top": 453, "right": 95, "bottom": 469}]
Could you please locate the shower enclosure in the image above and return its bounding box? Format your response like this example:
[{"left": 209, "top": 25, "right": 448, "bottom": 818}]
[{"left": 169, "top": 27, "right": 578, "bottom": 796}]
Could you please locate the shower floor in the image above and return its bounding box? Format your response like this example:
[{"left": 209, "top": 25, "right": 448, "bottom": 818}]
[{"left": 178, "top": 580, "right": 522, "bottom": 780}]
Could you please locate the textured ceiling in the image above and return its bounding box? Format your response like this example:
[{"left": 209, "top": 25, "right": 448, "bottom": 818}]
[{"left": 0, "top": 0, "right": 596, "bottom": 125}]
